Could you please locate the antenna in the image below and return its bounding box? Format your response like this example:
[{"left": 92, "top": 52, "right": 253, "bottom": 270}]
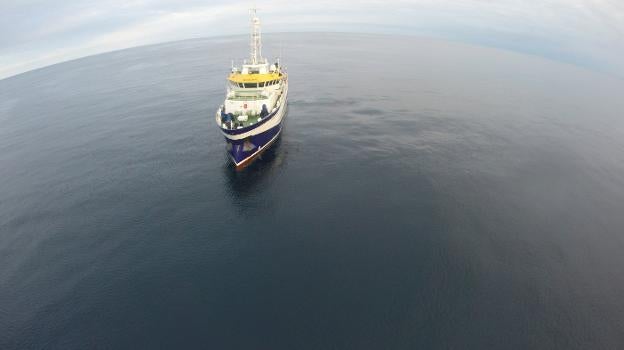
[
  {"left": 249, "top": 7, "right": 262, "bottom": 65},
  {"left": 279, "top": 38, "right": 283, "bottom": 66}
]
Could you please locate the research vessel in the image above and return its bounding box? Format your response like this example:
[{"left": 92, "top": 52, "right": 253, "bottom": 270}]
[{"left": 215, "top": 9, "right": 288, "bottom": 169}]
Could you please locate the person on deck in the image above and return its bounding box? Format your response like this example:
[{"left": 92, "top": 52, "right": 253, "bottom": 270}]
[{"left": 260, "top": 104, "right": 269, "bottom": 118}]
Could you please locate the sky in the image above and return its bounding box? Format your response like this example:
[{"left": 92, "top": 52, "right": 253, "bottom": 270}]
[{"left": 1, "top": 0, "right": 623, "bottom": 80}]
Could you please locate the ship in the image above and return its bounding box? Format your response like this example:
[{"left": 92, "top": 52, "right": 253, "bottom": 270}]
[{"left": 215, "top": 9, "right": 288, "bottom": 169}]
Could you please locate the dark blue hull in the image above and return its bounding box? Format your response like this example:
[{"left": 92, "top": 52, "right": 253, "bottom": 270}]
[{"left": 225, "top": 123, "right": 282, "bottom": 168}]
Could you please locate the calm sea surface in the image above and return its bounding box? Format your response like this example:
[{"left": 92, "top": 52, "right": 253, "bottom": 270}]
[{"left": 1, "top": 33, "right": 624, "bottom": 349}]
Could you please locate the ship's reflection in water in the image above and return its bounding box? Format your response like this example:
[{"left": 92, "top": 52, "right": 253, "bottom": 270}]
[{"left": 223, "top": 137, "right": 286, "bottom": 199}]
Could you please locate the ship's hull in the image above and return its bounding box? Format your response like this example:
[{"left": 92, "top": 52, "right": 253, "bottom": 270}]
[
  {"left": 220, "top": 97, "right": 288, "bottom": 169},
  {"left": 225, "top": 121, "right": 283, "bottom": 169}
]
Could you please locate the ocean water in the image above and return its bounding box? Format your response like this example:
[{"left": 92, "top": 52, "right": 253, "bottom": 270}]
[{"left": 1, "top": 33, "right": 624, "bottom": 349}]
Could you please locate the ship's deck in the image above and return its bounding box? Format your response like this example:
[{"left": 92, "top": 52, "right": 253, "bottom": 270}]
[{"left": 221, "top": 112, "right": 265, "bottom": 129}]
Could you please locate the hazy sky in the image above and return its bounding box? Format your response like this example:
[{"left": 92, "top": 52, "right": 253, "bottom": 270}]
[{"left": 1, "top": 0, "right": 623, "bottom": 79}]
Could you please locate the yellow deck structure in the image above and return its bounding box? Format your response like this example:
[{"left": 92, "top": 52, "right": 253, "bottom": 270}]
[{"left": 228, "top": 72, "right": 283, "bottom": 84}]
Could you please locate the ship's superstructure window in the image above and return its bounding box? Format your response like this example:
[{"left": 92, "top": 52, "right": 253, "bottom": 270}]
[{"left": 229, "top": 77, "right": 283, "bottom": 89}]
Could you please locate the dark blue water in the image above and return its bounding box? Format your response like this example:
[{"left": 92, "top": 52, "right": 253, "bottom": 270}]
[{"left": 1, "top": 33, "right": 624, "bottom": 349}]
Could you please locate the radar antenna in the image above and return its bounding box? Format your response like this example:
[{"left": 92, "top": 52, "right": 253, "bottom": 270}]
[{"left": 249, "top": 8, "right": 262, "bottom": 65}]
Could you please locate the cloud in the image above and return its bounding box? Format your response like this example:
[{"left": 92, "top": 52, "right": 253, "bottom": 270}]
[{"left": 1, "top": 0, "right": 623, "bottom": 79}]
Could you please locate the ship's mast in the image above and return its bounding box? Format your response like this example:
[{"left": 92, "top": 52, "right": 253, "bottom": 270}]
[{"left": 249, "top": 8, "right": 262, "bottom": 65}]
